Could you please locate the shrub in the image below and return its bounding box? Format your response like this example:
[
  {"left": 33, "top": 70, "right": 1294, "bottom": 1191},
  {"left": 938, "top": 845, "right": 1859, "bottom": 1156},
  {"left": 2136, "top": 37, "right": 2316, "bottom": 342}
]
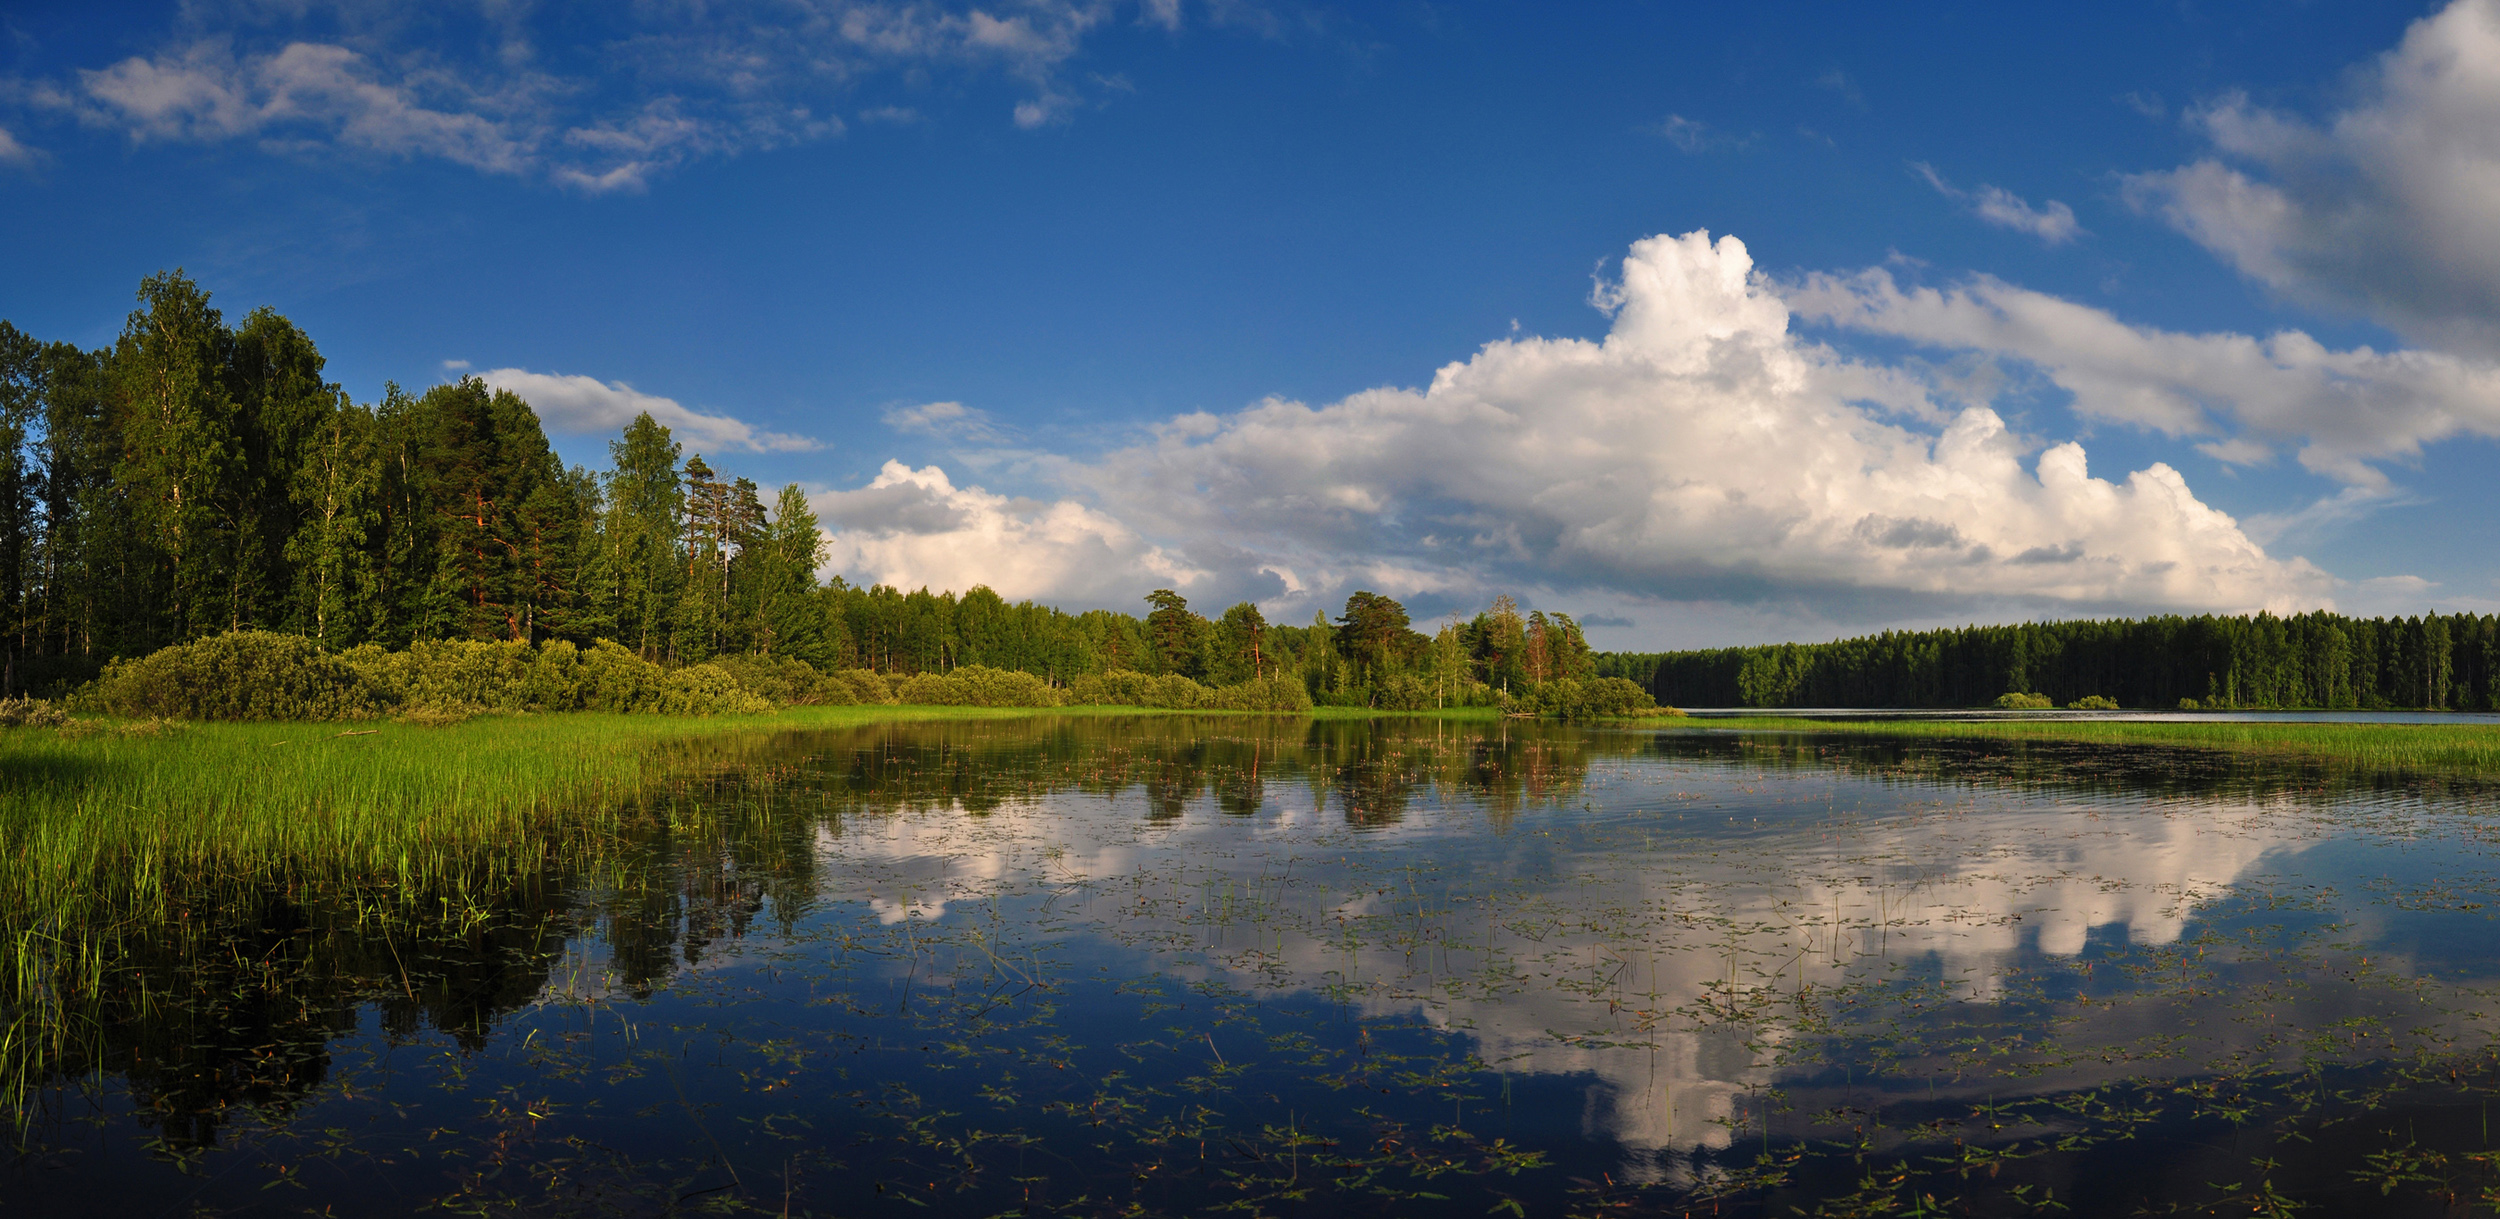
[
  {"left": 1508, "top": 677, "right": 1658, "bottom": 720},
  {"left": 2068, "top": 694, "right": 2120, "bottom": 710},
  {"left": 1205, "top": 673, "right": 1315, "bottom": 712},
  {"left": 83, "top": 631, "right": 380, "bottom": 721},
  {"left": 656, "top": 662, "right": 776, "bottom": 715},
  {"left": 1373, "top": 675, "right": 1433, "bottom": 712},
  {"left": 1994, "top": 692, "right": 2054, "bottom": 710},
  {"left": 2178, "top": 697, "right": 2202, "bottom": 711},
  {"left": 829, "top": 669, "right": 896, "bottom": 705},
  {"left": 1065, "top": 669, "right": 1219, "bottom": 709},
  {"left": 893, "top": 665, "right": 1064, "bottom": 708},
  {"left": 0, "top": 696, "right": 67, "bottom": 727},
  {"left": 81, "top": 631, "right": 779, "bottom": 721},
  {"left": 708, "top": 653, "right": 844, "bottom": 705},
  {"left": 344, "top": 639, "right": 537, "bottom": 714}
]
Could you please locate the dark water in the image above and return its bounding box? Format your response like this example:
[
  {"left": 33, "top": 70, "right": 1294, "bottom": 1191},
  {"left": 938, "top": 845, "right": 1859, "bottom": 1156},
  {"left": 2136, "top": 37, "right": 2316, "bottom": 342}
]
[{"left": 14, "top": 716, "right": 2500, "bottom": 1217}]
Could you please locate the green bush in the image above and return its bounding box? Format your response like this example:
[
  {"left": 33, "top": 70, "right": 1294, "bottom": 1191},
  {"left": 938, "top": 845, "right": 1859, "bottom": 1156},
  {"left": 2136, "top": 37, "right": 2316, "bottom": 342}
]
[
  {"left": 1205, "top": 673, "right": 1315, "bottom": 711},
  {"left": 1507, "top": 676, "right": 1658, "bottom": 720},
  {"left": 1373, "top": 675, "right": 1433, "bottom": 711},
  {"left": 343, "top": 639, "right": 536, "bottom": 713},
  {"left": 2068, "top": 694, "right": 2120, "bottom": 710},
  {"left": 893, "top": 665, "right": 1065, "bottom": 707},
  {"left": 0, "top": 696, "right": 68, "bottom": 727},
  {"left": 829, "top": 669, "right": 896, "bottom": 705},
  {"left": 1065, "top": 669, "right": 1218, "bottom": 709},
  {"left": 1994, "top": 692, "right": 2054, "bottom": 709},
  {"left": 709, "top": 653, "right": 847, "bottom": 706},
  {"left": 84, "top": 631, "right": 381, "bottom": 721},
  {"left": 81, "top": 631, "right": 778, "bottom": 721}
]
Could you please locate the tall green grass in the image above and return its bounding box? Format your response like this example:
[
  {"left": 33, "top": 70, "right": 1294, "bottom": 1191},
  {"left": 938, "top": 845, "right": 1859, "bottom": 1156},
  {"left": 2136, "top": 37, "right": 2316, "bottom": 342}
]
[
  {"left": 1683, "top": 716, "right": 2500, "bottom": 775},
  {"left": 0, "top": 703, "right": 1105, "bottom": 1120}
]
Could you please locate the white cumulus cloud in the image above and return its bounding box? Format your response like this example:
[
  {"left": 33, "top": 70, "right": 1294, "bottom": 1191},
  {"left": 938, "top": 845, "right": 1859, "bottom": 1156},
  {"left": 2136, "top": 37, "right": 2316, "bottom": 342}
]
[
  {"left": 817, "top": 231, "right": 2337, "bottom": 623},
  {"left": 2122, "top": 0, "right": 2500, "bottom": 353},
  {"left": 814, "top": 461, "right": 1206, "bottom": 603},
  {"left": 478, "top": 368, "right": 820, "bottom": 454}
]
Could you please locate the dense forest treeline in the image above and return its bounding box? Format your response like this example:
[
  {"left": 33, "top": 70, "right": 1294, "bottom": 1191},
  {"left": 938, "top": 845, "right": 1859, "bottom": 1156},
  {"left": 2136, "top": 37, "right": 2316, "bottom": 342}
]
[
  {"left": 1652, "top": 613, "right": 2500, "bottom": 710},
  {"left": 0, "top": 273, "right": 1657, "bottom": 714}
]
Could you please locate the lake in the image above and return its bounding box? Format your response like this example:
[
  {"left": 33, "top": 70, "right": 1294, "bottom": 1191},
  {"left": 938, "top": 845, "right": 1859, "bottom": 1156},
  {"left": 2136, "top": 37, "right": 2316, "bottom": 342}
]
[{"left": 11, "top": 715, "right": 2500, "bottom": 1216}]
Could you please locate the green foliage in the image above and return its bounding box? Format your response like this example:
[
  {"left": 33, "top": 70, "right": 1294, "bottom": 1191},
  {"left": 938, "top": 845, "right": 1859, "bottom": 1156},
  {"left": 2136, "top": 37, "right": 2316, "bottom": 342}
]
[
  {"left": 1655, "top": 610, "right": 2500, "bottom": 711},
  {"left": 706, "top": 652, "right": 842, "bottom": 705},
  {"left": 1995, "top": 692, "right": 2055, "bottom": 709},
  {"left": 81, "top": 631, "right": 783, "bottom": 721},
  {"left": 1204, "top": 672, "right": 1315, "bottom": 711},
  {"left": 893, "top": 665, "right": 1065, "bottom": 708},
  {"left": 0, "top": 277, "right": 1641, "bottom": 719},
  {"left": 0, "top": 697, "right": 66, "bottom": 728},
  {"left": 85, "top": 630, "right": 380, "bottom": 721},
  {"left": 2069, "top": 694, "right": 2120, "bottom": 710},
  {"left": 1506, "top": 676, "right": 1658, "bottom": 720},
  {"left": 1067, "top": 669, "right": 1211, "bottom": 709},
  {"left": 829, "top": 668, "right": 897, "bottom": 704}
]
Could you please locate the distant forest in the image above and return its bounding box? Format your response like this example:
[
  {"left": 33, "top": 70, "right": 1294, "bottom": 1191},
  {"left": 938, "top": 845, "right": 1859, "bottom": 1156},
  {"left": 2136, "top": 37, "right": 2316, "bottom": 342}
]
[
  {"left": 1645, "top": 613, "right": 2500, "bottom": 710},
  {"left": 0, "top": 273, "right": 1619, "bottom": 708}
]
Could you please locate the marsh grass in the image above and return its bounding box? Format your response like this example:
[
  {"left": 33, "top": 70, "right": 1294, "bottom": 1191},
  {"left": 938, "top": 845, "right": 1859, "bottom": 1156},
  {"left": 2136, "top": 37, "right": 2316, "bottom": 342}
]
[
  {"left": 1685, "top": 715, "right": 2500, "bottom": 776},
  {"left": 0, "top": 703, "right": 1166, "bottom": 1122}
]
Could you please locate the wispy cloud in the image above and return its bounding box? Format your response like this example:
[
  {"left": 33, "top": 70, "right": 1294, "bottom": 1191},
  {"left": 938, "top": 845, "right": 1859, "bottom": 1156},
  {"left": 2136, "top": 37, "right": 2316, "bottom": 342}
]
[
  {"left": 1814, "top": 69, "right": 1866, "bottom": 109},
  {"left": 2121, "top": 0, "right": 2500, "bottom": 355},
  {"left": 12, "top": 1, "right": 1170, "bottom": 191},
  {"left": 1652, "top": 114, "right": 1715, "bottom": 153},
  {"left": 1912, "top": 162, "right": 2083, "bottom": 245},
  {"left": 1789, "top": 264, "right": 2500, "bottom": 487},
  {"left": 0, "top": 124, "right": 39, "bottom": 167},
  {"left": 477, "top": 368, "right": 820, "bottom": 453},
  {"left": 883, "top": 400, "right": 1007, "bottom": 442}
]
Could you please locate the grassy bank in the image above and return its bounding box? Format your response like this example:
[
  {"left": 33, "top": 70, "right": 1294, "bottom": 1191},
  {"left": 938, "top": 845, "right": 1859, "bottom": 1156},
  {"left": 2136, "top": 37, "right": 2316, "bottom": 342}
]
[
  {"left": 0, "top": 705, "right": 1148, "bottom": 1028},
  {"left": 1678, "top": 715, "right": 2500, "bottom": 775}
]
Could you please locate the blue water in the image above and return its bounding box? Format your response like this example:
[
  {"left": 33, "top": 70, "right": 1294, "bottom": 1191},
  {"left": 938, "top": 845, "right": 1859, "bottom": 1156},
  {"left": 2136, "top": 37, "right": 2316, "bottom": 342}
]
[{"left": 10, "top": 717, "right": 2500, "bottom": 1217}]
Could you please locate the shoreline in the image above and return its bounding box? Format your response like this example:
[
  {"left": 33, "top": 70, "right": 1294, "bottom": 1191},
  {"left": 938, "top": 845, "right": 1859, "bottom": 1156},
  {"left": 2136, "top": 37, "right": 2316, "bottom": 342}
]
[{"left": 1664, "top": 713, "right": 2500, "bottom": 775}]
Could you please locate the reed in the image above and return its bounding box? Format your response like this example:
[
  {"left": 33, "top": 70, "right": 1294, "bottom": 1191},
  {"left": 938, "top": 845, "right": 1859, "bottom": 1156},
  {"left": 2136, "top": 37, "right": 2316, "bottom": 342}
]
[{"left": 0, "top": 704, "right": 1085, "bottom": 1086}]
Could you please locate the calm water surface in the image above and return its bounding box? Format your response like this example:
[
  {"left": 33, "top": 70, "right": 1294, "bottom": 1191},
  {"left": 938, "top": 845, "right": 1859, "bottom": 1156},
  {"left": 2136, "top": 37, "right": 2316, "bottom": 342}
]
[{"left": 14, "top": 717, "right": 2500, "bottom": 1216}]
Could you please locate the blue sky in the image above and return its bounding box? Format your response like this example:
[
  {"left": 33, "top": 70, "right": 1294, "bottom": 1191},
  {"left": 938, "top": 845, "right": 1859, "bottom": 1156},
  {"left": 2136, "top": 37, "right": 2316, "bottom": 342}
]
[{"left": 6, "top": 0, "right": 2499, "bottom": 647}]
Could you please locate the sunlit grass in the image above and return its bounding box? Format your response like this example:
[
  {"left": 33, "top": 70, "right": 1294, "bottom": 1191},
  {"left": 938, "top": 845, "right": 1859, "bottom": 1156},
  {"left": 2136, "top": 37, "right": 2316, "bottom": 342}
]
[
  {"left": 0, "top": 704, "right": 1137, "bottom": 1083},
  {"left": 1682, "top": 715, "right": 2500, "bottom": 774}
]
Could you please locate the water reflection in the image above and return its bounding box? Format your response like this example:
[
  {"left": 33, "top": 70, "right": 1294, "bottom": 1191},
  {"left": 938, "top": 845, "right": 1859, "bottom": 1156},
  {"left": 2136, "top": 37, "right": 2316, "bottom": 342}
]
[{"left": 11, "top": 716, "right": 2500, "bottom": 1217}]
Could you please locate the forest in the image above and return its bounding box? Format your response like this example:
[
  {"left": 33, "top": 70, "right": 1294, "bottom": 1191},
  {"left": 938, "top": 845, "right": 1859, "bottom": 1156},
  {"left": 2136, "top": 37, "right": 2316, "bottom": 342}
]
[
  {"left": 0, "top": 273, "right": 1642, "bottom": 714},
  {"left": 1650, "top": 612, "right": 2500, "bottom": 710}
]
